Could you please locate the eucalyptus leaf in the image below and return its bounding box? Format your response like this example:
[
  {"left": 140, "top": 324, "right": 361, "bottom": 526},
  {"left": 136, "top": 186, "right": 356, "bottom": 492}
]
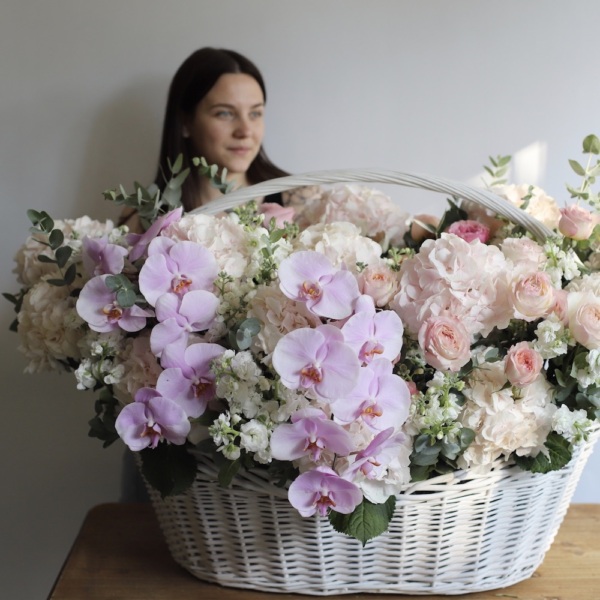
[
  {"left": 116, "top": 288, "right": 137, "bottom": 308},
  {"left": 55, "top": 245, "right": 72, "bottom": 269},
  {"left": 36, "top": 254, "right": 56, "bottom": 264},
  {"left": 63, "top": 263, "right": 77, "bottom": 285},
  {"left": 583, "top": 134, "right": 600, "bottom": 155},
  {"left": 49, "top": 229, "right": 64, "bottom": 250},
  {"left": 569, "top": 159, "right": 587, "bottom": 176},
  {"left": 26, "top": 209, "right": 42, "bottom": 225}
]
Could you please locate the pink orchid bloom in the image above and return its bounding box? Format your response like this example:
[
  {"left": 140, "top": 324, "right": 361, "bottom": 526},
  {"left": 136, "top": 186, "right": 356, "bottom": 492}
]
[
  {"left": 82, "top": 236, "right": 128, "bottom": 277},
  {"left": 138, "top": 237, "right": 218, "bottom": 306},
  {"left": 156, "top": 341, "right": 226, "bottom": 418},
  {"left": 272, "top": 324, "right": 360, "bottom": 400},
  {"left": 331, "top": 358, "right": 410, "bottom": 431},
  {"left": 76, "top": 274, "right": 153, "bottom": 333},
  {"left": 128, "top": 207, "right": 183, "bottom": 262},
  {"left": 288, "top": 466, "right": 363, "bottom": 517},
  {"left": 115, "top": 387, "right": 191, "bottom": 451},
  {"left": 278, "top": 251, "right": 360, "bottom": 319},
  {"left": 150, "top": 290, "right": 219, "bottom": 357},
  {"left": 345, "top": 428, "right": 406, "bottom": 481},
  {"left": 341, "top": 295, "right": 404, "bottom": 364},
  {"left": 270, "top": 408, "right": 354, "bottom": 462}
]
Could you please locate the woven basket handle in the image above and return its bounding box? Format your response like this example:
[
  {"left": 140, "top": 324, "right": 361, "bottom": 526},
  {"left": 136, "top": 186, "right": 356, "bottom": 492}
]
[{"left": 190, "top": 168, "right": 553, "bottom": 241}]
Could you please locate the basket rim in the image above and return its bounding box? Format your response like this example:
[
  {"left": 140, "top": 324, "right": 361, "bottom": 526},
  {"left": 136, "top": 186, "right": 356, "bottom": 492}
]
[{"left": 189, "top": 167, "right": 554, "bottom": 241}]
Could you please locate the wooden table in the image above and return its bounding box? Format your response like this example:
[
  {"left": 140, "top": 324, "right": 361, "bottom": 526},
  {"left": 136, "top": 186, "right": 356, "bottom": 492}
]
[{"left": 48, "top": 503, "right": 599, "bottom": 599}]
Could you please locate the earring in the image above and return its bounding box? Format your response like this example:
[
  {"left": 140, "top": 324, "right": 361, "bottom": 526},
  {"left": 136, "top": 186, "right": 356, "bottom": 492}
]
[{"left": 182, "top": 128, "right": 190, "bottom": 138}]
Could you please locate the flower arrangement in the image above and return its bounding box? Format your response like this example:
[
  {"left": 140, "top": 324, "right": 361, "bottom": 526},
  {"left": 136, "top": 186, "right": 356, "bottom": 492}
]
[{"left": 6, "top": 139, "right": 600, "bottom": 544}]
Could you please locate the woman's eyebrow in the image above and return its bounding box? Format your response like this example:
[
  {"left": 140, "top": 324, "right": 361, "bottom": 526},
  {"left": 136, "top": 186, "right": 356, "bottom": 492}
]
[{"left": 209, "top": 102, "right": 265, "bottom": 109}]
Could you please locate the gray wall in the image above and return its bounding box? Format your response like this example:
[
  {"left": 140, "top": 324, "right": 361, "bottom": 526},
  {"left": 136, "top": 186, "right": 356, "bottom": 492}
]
[{"left": 1, "top": 2, "right": 599, "bottom": 597}]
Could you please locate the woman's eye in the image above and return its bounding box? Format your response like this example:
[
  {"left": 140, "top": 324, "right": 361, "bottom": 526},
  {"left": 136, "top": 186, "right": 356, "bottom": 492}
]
[
  {"left": 215, "top": 110, "right": 234, "bottom": 119},
  {"left": 250, "top": 111, "right": 263, "bottom": 119}
]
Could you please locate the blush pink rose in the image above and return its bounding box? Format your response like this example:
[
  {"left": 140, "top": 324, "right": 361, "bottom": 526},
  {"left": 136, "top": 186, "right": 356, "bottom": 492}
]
[
  {"left": 358, "top": 260, "right": 400, "bottom": 307},
  {"left": 258, "top": 202, "right": 296, "bottom": 228},
  {"left": 558, "top": 205, "right": 599, "bottom": 241},
  {"left": 567, "top": 291, "right": 600, "bottom": 349},
  {"left": 505, "top": 342, "right": 543, "bottom": 386},
  {"left": 418, "top": 315, "right": 471, "bottom": 372},
  {"left": 446, "top": 220, "right": 490, "bottom": 243},
  {"left": 510, "top": 271, "right": 556, "bottom": 321}
]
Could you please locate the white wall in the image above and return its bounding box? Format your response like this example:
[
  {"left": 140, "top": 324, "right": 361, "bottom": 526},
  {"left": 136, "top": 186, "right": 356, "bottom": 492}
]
[{"left": 1, "top": 1, "right": 599, "bottom": 597}]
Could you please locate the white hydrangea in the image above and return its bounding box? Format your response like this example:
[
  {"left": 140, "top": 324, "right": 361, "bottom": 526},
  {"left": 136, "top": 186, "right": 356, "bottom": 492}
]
[
  {"left": 458, "top": 359, "right": 557, "bottom": 470},
  {"left": 552, "top": 404, "right": 594, "bottom": 443},
  {"left": 17, "top": 280, "right": 84, "bottom": 373}
]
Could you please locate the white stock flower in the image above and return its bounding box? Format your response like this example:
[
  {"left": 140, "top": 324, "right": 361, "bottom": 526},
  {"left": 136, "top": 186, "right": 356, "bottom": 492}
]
[
  {"left": 239, "top": 420, "right": 270, "bottom": 453},
  {"left": 534, "top": 318, "right": 569, "bottom": 359},
  {"left": 552, "top": 405, "right": 593, "bottom": 443}
]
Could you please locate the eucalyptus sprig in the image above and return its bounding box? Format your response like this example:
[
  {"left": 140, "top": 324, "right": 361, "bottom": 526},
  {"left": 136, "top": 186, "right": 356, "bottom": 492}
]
[
  {"left": 26, "top": 209, "right": 76, "bottom": 288},
  {"left": 566, "top": 134, "right": 600, "bottom": 211},
  {"left": 483, "top": 154, "right": 512, "bottom": 188},
  {"left": 192, "top": 156, "right": 236, "bottom": 196}
]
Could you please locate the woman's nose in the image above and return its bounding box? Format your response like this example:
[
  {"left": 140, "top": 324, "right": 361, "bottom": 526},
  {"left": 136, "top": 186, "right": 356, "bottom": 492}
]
[{"left": 233, "top": 116, "right": 252, "bottom": 137}]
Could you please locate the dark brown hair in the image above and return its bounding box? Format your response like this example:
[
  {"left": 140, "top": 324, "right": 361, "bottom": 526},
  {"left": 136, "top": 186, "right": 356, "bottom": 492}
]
[{"left": 155, "top": 47, "right": 288, "bottom": 211}]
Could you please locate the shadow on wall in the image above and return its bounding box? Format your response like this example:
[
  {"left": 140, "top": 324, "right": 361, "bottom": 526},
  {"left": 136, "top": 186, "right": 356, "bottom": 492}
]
[{"left": 69, "top": 77, "right": 166, "bottom": 221}]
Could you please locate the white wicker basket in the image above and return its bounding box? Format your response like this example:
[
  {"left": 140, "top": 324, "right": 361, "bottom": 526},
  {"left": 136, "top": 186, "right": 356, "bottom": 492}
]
[{"left": 144, "top": 170, "right": 597, "bottom": 595}]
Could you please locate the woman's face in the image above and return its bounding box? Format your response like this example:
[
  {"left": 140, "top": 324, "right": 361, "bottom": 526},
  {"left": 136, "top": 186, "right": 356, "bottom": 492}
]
[{"left": 186, "top": 73, "right": 265, "bottom": 184}]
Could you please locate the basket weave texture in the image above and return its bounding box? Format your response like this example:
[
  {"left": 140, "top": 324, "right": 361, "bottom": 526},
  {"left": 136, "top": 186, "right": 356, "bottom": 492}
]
[
  {"left": 144, "top": 169, "right": 598, "bottom": 595},
  {"left": 146, "top": 427, "right": 598, "bottom": 596}
]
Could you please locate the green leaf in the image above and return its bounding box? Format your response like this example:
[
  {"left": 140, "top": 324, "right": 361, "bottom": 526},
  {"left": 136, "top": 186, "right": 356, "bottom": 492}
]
[
  {"left": 328, "top": 496, "right": 396, "bottom": 546},
  {"left": 55, "top": 245, "right": 72, "bottom": 269},
  {"left": 513, "top": 433, "right": 572, "bottom": 474},
  {"left": 218, "top": 458, "right": 241, "bottom": 487},
  {"left": 36, "top": 254, "right": 56, "bottom": 264},
  {"left": 116, "top": 288, "right": 137, "bottom": 308},
  {"left": 63, "top": 263, "right": 77, "bottom": 285},
  {"left": 582, "top": 134, "right": 600, "bottom": 155},
  {"left": 569, "top": 159, "right": 587, "bottom": 176},
  {"left": 46, "top": 278, "right": 68, "bottom": 286},
  {"left": 140, "top": 443, "right": 197, "bottom": 498},
  {"left": 26, "top": 209, "right": 42, "bottom": 225},
  {"left": 49, "top": 229, "right": 64, "bottom": 250}
]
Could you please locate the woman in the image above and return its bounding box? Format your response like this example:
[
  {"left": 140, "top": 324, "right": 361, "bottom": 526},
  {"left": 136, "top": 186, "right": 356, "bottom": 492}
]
[{"left": 120, "top": 47, "right": 296, "bottom": 229}]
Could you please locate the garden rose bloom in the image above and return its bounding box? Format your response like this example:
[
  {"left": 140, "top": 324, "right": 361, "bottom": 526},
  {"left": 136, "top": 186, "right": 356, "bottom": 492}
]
[
  {"left": 559, "top": 205, "right": 599, "bottom": 240},
  {"left": 510, "top": 271, "right": 556, "bottom": 321},
  {"left": 505, "top": 342, "right": 543, "bottom": 386},
  {"left": 494, "top": 184, "right": 561, "bottom": 229},
  {"left": 418, "top": 315, "right": 471, "bottom": 372},
  {"left": 446, "top": 220, "right": 490, "bottom": 243},
  {"left": 358, "top": 260, "right": 399, "bottom": 307},
  {"left": 567, "top": 291, "right": 600, "bottom": 349}
]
